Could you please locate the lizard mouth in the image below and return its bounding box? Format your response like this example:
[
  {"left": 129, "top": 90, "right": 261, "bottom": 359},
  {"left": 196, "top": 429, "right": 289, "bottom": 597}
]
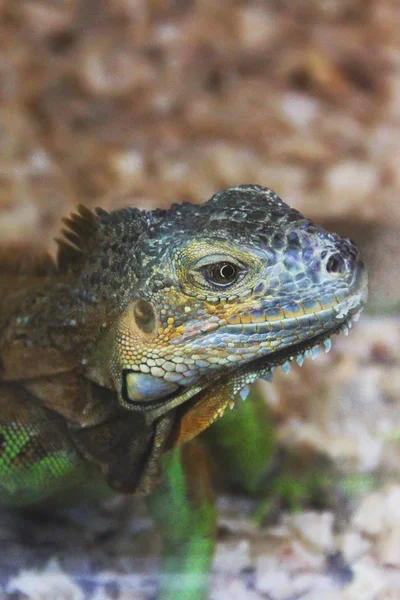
[{"left": 122, "top": 284, "right": 367, "bottom": 421}]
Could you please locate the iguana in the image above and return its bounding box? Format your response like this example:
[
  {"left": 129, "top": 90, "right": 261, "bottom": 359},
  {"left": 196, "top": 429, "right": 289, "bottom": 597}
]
[{"left": 0, "top": 185, "right": 367, "bottom": 599}]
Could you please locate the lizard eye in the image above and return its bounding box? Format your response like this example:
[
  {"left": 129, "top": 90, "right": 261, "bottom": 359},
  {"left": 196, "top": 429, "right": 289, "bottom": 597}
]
[{"left": 203, "top": 262, "right": 239, "bottom": 287}]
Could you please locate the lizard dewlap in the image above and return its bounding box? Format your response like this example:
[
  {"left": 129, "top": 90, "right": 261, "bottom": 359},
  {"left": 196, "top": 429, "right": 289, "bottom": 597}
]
[{"left": 0, "top": 185, "right": 367, "bottom": 501}]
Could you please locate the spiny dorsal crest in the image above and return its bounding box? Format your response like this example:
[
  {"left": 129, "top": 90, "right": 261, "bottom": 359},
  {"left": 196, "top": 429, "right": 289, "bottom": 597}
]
[
  {"left": 56, "top": 204, "right": 102, "bottom": 272},
  {"left": 56, "top": 203, "right": 149, "bottom": 273}
]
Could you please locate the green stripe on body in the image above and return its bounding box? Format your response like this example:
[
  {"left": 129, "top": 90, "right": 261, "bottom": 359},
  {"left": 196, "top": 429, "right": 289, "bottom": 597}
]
[{"left": 0, "top": 423, "right": 87, "bottom": 506}]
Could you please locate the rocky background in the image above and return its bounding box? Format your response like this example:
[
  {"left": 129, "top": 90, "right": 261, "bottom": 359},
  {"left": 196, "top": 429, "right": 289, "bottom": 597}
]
[{"left": 0, "top": 1, "right": 400, "bottom": 599}]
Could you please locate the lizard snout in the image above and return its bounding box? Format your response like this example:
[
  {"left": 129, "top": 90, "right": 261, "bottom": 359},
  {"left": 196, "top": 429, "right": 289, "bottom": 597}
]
[{"left": 322, "top": 235, "right": 365, "bottom": 287}]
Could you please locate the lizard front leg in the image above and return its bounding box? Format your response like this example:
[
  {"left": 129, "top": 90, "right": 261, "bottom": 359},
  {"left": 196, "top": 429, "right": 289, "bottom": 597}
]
[{"left": 147, "top": 442, "right": 217, "bottom": 600}]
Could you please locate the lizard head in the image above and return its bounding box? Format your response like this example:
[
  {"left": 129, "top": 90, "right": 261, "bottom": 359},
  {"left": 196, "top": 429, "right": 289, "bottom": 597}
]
[
  {"left": 59, "top": 185, "right": 367, "bottom": 492},
  {"left": 79, "top": 185, "right": 366, "bottom": 429}
]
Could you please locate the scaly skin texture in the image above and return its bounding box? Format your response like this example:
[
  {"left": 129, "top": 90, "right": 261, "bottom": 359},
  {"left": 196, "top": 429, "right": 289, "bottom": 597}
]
[{"left": 0, "top": 185, "right": 367, "bottom": 598}]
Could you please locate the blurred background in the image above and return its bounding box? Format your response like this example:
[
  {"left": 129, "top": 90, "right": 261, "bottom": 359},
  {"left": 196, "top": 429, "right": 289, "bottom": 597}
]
[{"left": 0, "top": 1, "right": 400, "bottom": 599}]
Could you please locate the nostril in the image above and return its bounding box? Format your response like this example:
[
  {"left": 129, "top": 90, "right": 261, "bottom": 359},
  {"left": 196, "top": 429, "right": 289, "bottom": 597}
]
[{"left": 326, "top": 254, "right": 346, "bottom": 274}]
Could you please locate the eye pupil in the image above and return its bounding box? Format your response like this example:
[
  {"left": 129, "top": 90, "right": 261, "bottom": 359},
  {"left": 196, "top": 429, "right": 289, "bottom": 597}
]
[
  {"left": 220, "top": 263, "right": 234, "bottom": 279},
  {"left": 206, "top": 262, "right": 238, "bottom": 286}
]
